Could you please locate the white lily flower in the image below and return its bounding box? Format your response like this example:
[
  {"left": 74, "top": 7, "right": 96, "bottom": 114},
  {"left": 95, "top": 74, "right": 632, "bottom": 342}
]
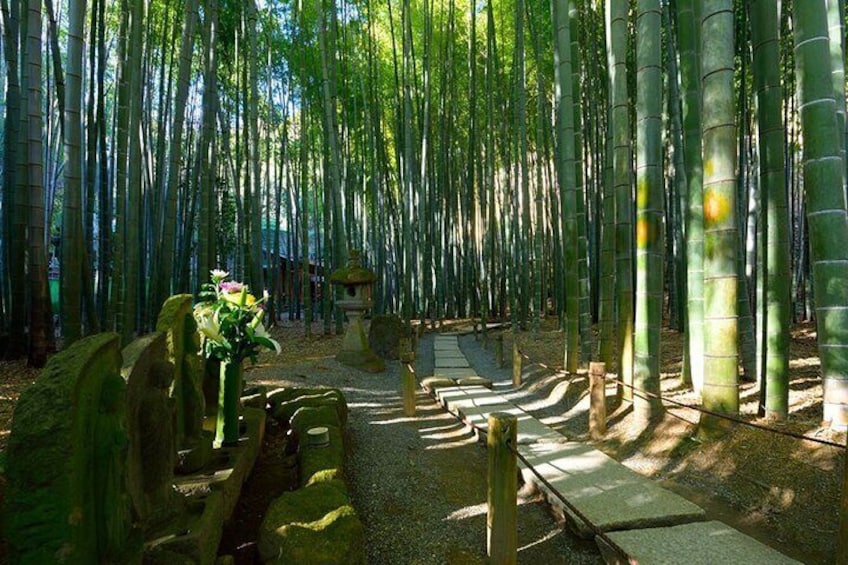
[
  {"left": 197, "top": 313, "right": 224, "bottom": 343},
  {"left": 255, "top": 322, "right": 281, "bottom": 354},
  {"left": 210, "top": 269, "right": 229, "bottom": 282}
]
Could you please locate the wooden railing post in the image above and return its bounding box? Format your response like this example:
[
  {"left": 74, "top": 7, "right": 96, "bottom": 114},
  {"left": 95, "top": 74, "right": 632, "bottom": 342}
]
[
  {"left": 589, "top": 362, "right": 607, "bottom": 440},
  {"left": 495, "top": 334, "right": 504, "bottom": 368},
  {"left": 402, "top": 363, "right": 416, "bottom": 417},
  {"left": 487, "top": 412, "right": 517, "bottom": 565},
  {"left": 512, "top": 341, "right": 522, "bottom": 387},
  {"left": 838, "top": 442, "right": 848, "bottom": 563}
]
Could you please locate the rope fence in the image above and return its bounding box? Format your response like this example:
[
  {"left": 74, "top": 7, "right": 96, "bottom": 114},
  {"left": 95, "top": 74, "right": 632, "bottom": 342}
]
[
  {"left": 506, "top": 439, "right": 635, "bottom": 564},
  {"left": 407, "top": 336, "right": 844, "bottom": 563},
  {"left": 509, "top": 346, "right": 846, "bottom": 450},
  {"left": 406, "top": 361, "right": 633, "bottom": 561}
]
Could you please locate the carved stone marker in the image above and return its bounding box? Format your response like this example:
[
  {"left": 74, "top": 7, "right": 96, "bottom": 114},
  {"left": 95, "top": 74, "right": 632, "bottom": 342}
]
[
  {"left": 157, "top": 294, "right": 212, "bottom": 472},
  {"left": 122, "top": 332, "right": 187, "bottom": 535},
  {"left": 3, "top": 333, "right": 141, "bottom": 564}
]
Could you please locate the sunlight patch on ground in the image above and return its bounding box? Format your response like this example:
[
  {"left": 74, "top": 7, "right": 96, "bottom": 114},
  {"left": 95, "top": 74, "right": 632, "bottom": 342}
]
[
  {"left": 420, "top": 425, "right": 471, "bottom": 442},
  {"left": 424, "top": 435, "right": 479, "bottom": 450},
  {"left": 518, "top": 529, "right": 561, "bottom": 552},
  {"left": 443, "top": 503, "right": 487, "bottom": 521}
]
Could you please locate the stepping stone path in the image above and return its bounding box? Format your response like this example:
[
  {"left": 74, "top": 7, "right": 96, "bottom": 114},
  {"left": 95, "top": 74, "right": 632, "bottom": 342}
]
[{"left": 425, "top": 334, "right": 801, "bottom": 564}]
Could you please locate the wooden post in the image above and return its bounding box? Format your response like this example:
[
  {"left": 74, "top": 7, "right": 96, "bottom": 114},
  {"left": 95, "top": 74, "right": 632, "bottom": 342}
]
[
  {"left": 512, "top": 340, "right": 522, "bottom": 387},
  {"left": 495, "top": 334, "right": 504, "bottom": 368},
  {"left": 399, "top": 337, "right": 413, "bottom": 361},
  {"left": 487, "top": 412, "right": 517, "bottom": 564},
  {"left": 589, "top": 362, "right": 607, "bottom": 440},
  {"left": 402, "top": 363, "right": 416, "bottom": 417}
]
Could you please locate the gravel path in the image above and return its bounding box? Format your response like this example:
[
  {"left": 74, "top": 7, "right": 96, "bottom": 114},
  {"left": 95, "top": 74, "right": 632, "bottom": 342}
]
[{"left": 252, "top": 330, "right": 601, "bottom": 564}]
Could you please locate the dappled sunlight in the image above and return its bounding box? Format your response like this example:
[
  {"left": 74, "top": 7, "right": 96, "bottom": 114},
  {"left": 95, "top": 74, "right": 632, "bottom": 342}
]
[{"left": 443, "top": 502, "right": 487, "bottom": 521}]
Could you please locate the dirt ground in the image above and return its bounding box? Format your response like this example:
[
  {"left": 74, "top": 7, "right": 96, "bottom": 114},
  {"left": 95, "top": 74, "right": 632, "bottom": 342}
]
[{"left": 0, "top": 319, "right": 843, "bottom": 564}]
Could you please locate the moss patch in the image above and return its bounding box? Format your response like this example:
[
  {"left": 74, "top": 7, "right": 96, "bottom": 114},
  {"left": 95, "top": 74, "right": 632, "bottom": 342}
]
[
  {"left": 258, "top": 480, "right": 364, "bottom": 565},
  {"left": 300, "top": 426, "right": 345, "bottom": 487},
  {"left": 273, "top": 391, "right": 347, "bottom": 425},
  {"left": 290, "top": 406, "right": 341, "bottom": 436}
]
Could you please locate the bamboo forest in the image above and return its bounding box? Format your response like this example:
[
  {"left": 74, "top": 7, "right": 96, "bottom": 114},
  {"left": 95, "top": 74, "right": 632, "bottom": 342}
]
[{"left": 1, "top": 0, "right": 848, "bottom": 562}]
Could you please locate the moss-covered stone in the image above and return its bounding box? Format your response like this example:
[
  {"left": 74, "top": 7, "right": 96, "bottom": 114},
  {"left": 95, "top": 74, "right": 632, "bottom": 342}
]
[
  {"left": 328, "top": 250, "right": 377, "bottom": 285},
  {"left": 421, "top": 376, "right": 457, "bottom": 391},
  {"left": 242, "top": 386, "right": 268, "bottom": 410},
  {"left": 258, "top": 480, "right": 364, "bottom": 565},
  {"left": 456, "top": 376, "right": 493, "bottom": 389},
  {"left": 122, "top": 332, "right": 187, "bottom": 533},
  {"left": 367, "top": 314, "right": 411, "bottom": 360},
  {"left": 268, "top": 387, "right": 345, "bottom": 410},
  {"left": 156, "top": 294, "right": 207, "bottom": 461},
  {"left": 3, "top": 333, "right": 142, "bottom": 564},
  {"left": 299, "top": 426, "right": 345, "bottom": 487},
  {"left": 290, "top": 406, "right": 342, "bottom": 436},
  {"left": 273, "top": 391, "right": 348, "bottom": 425}
]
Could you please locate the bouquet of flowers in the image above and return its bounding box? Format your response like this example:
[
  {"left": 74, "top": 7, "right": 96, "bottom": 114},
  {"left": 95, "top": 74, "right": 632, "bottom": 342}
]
[{"left": 193, "top": 269, "right": 281, "bottom": 364}]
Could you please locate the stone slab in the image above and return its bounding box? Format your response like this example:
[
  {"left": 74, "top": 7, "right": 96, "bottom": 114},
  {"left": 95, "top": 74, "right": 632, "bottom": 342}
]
[
  {"left": 436, "top": 387, "right": 564, "bottom": 445},
  {"left": 597, "top": 521, "right": 800, "bottom": 565},
  {"left": 421, "top": 377, "right": 458, "bottom": 392},
  {"left": 517, "top": 442, "right": 705, "bottom": 538},
  {"left": 434, "top": 368, "right": 479, "bottom": 379},
  {"left": 435, "top": 360, "right": 471, "bottom": 369},
  {"left": 455, "top": 376, "right": 493, "bottom": 389},
  {"left": 459, "top": 407, "right": 563, "bottom": 445},
  {"left": 435, "top": 385, "right": 491, "bottom": 405},
  {"left": 175, "top": 408, "right": 266, "bottom": 521}
]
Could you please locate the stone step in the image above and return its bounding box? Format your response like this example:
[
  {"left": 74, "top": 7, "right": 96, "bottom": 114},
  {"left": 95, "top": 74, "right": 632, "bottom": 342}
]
[
  {"left": 455, "top": 376, "right": 493, "bottom": 389},
  {"left": 517, "top": 442, "right": 706, "bottom": 539},
  {"left": 435, "top": 360, "right": 472, "bottom": 369},
  {"left": 433, "top": 368, "right": 479, "bottom": 379},
  {"left": 436, "top": 386, "right": 563, "bottom": 445},
  {"left": 596, "top": 521, "right": 801, "bottom": 565},
  {"left": 434, "top": 352, "right": 468, "bottom": 361}
]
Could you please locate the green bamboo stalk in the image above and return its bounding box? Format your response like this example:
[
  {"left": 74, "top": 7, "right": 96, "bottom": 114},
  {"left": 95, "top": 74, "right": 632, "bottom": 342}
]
[
  {"left": 793, "top": 0, "right": 848, "bottom": 427},
  {"left": 701, "top": 0, "right": 739, "bottom": 426}
]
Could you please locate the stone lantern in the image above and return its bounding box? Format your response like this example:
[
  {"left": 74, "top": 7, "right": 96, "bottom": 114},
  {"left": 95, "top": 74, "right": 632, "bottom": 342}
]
[{"left": 329, "top": 250, "right": 385, "bottom": 372}]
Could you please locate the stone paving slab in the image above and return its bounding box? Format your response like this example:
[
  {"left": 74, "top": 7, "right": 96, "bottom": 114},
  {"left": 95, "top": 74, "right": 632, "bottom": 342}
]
[
  {"left": 435, "top": 360, "right": 471, "bottom": 369},
  {"left": 435, "top": 350, "right": 467, "bottom": 357},
  {"left": 517, "top": 442, "right": 705, "bottom": 539},
  {"left": 434, "top": 385, "right": 490, "bottom": 406},
  {"left": 434, "top": 352, "right": 468, "bottom": 361},
  {"left": 435, "top": 385, "right": 493, "bottom": 406},
  {"left": 436, "top": 387, "right": 564, "bottom": 445},
  {"left": 434, "top": 368, "right": 479, "bottom": 379},
  {"left": 597, "top": 521, "right": 801, "bottom": 565}
]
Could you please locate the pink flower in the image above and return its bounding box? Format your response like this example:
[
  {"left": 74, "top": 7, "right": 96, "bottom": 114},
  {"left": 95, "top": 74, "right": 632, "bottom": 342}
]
[{"left": 220, "top": 281, "right": 244, "bottom": 293}]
